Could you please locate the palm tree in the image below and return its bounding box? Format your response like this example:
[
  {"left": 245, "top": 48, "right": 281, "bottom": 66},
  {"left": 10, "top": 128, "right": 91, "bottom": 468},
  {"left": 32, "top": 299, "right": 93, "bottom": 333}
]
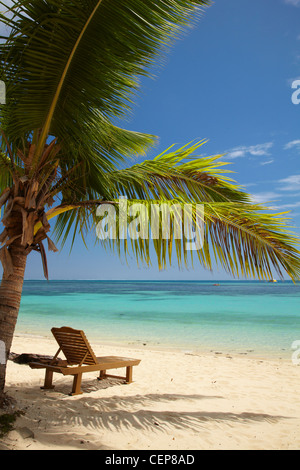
[{"left": 0, "top": 0, "right": 299, "bottom": 405}]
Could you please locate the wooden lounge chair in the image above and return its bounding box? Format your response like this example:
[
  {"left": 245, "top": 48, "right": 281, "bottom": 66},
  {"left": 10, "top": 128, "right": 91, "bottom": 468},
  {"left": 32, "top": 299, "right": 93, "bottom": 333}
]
[{"left": 29, "top": 327, "right": 141, "bottom": 396}]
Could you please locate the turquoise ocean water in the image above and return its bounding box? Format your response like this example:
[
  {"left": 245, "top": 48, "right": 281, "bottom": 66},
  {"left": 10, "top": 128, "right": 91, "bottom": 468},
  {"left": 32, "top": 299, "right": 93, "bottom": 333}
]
[{"left": 16, "top": 280, "right": 300, "bottom": 360}]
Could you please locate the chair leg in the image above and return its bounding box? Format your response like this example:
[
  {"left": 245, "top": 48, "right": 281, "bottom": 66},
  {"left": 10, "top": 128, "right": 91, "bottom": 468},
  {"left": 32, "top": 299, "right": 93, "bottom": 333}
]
[
  {"left": 41, "top": 369, "right": 55, "bottom": 390},
  {"left": 97, "top": 370, "right": 106, "bottom": 381},
  {"left": 70, "top": 373, "right": 83, "bottom": 396},
  {"left": 126, "top": 366, "right": 133, "bottom": 384}
]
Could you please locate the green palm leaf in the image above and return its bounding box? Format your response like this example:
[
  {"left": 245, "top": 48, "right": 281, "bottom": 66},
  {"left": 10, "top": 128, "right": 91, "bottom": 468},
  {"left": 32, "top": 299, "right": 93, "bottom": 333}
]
[
  {"left": 0, "top": 0, "right": 209, "bottom": 165},
  {"left": 50, "top": 142, "right": 300, "bottom": 281}
]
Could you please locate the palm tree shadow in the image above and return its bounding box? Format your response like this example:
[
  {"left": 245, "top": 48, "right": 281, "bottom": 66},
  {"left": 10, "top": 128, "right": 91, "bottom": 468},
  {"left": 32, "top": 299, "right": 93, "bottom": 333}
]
[
  {"left": 16, "top": 384, "right": 290, "bottom": 435},
  {"left": 5, "top": 378, "right": 292, "bottom": 449}
]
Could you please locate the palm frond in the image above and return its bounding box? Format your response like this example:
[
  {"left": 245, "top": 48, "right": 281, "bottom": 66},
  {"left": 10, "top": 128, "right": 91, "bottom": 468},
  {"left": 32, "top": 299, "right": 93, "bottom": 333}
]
[
  {"left": 0, "top": 0, "right": 209, "bottom": 164},
  {"left": 48, "top": 141, "right": 300, "bottom": 281},
  {"left": 0, "top": 151, "right": 14, "bottom": 193},
  {"left": 51, "top": 140, "right": 250, "bottom": 209},
  {"left": 105, "top": 141, "right": 250, "bottom": 203},
  {"left": 50, "top": 197, "right": 300, "bottom": 281},
  {"left": 202, "top": 202, "right": 300, "bottom": 281}
]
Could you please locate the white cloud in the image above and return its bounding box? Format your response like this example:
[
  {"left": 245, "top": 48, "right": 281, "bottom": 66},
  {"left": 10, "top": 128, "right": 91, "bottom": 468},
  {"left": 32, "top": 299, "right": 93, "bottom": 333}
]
[
  {"left": 278, "top": 175, "right": 300, "bottom": 191},
  {"left": 284, "top": 140, "right": 300, "bottom": 151},
  {"left": 252, "top": 187, "right": 300, "bottom": 212},
  {"left": 226, "top": 142, "right": 273, "bottom": 160},
  {"left": 226, "top": 148, "right": 246, "bottom": 159},
  {"left": 284, "top": 0, "right": 300, "bottom": 6},
  {"left": 260, "top": 159, "right": 274, "bottom": 166},
  {"left": 271, "top": 201, "right": 300, "bottom": 210},
  {"left": 251, "top": 192, "right": 281, "bottom": 204}
]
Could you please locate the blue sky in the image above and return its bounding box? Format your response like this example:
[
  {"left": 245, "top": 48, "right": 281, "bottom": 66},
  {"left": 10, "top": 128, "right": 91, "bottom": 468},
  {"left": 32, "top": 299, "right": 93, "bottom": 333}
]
[{"left": 2, "top": 0, "right": 300, "bottom": 280}]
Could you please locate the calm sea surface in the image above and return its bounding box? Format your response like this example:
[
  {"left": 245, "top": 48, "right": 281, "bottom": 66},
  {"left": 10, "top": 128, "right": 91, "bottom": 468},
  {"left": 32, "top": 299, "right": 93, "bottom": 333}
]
[{"left": 16, "top": 280, "right": 300, "bottom": 359}]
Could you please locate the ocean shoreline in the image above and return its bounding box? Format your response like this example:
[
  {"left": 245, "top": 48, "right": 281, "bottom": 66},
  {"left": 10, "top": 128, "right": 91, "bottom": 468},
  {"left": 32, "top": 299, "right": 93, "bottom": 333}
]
[
  {"left": 13, "top": 331, "right": 294, "bottom": 363},
  {"left": 16, "top": 280, "right": 300, "bottom": 364}
]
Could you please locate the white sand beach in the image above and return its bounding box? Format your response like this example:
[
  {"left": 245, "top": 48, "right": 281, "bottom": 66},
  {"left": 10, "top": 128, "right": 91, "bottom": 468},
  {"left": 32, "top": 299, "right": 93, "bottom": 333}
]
[{"left": 1, "top": 334, "right": 300, "bottom": 450}]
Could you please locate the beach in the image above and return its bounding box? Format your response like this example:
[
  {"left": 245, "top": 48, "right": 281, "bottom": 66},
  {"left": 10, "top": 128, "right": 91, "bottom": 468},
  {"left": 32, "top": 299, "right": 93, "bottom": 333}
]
[
  {"left": 1, "top": 333, "right": 300, "bottom": 450},
  {"left": 1, "top": 0, "right": 300, "bottom": 454}
]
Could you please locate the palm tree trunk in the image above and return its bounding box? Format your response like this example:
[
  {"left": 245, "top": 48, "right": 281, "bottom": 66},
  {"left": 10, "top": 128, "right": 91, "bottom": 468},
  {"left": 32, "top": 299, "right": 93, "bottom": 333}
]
[{"left": 0, "top": 241, "right": 27, "bottom": 405}]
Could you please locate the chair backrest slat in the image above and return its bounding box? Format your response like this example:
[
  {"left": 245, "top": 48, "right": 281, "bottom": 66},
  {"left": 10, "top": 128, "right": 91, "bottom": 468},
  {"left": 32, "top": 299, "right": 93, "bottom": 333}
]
[{"left": 51, "top": 327, "right": 98, "bottom": 366}]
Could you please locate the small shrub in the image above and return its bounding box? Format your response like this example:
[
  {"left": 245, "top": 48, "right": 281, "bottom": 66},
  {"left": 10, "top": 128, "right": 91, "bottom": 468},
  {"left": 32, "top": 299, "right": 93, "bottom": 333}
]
[{"left": 0, "top": 411, "right": 24, "bottom": 438}]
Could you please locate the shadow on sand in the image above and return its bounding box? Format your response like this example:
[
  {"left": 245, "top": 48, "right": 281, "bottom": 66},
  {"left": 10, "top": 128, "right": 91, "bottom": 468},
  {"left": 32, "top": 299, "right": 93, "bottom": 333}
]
[{"left": 3, "top": 375, "right": 291, "bottom": 450}]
